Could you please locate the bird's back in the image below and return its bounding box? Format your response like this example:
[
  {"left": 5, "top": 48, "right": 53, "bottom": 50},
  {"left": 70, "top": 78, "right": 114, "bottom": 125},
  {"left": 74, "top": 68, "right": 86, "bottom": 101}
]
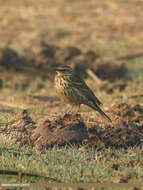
[{"left": 70, "top": 73, "right": 102, "bottom": 106}]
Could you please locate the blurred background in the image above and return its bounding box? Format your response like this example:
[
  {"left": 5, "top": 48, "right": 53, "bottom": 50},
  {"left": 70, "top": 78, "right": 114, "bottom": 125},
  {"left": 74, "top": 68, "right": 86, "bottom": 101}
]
[{"left": 0, "top": 0, "right": 143, "bottom": 112}]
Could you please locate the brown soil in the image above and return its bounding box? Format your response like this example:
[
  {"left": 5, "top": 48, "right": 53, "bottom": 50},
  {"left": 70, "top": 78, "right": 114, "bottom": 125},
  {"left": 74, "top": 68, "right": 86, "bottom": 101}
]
[
  {"left": 1, "top": 102, "right": 143, "bottom": 150},
  {"left": 31, "top": 114, "right": 88, "bottom": 149},
  {"left": 0, "top": 45, "right": 128, "bottom": 84},
  {"left": 0, "top": 110, "right": 36, "bottom": 146}
]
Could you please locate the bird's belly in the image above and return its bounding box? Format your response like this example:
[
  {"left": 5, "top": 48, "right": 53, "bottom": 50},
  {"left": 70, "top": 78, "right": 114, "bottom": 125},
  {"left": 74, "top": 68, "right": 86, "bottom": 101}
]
[
  {"left": 55, "top": 78, "right": 78, "bottom": 105},
  {"left": 57, "top": 87, "right": 77, "bottom": 105}
]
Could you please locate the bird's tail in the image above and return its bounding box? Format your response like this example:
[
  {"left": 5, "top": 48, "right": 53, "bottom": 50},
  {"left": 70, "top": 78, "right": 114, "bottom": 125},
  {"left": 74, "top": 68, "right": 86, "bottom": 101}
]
[{"left": 91, "top": 104, "right": 112, "bottom": 122}]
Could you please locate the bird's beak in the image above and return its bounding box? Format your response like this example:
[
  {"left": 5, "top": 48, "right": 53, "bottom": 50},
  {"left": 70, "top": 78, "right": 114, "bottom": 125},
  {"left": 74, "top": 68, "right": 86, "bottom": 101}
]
[{"left": 56, "top": 67, "right": 62, "bottom": 72}]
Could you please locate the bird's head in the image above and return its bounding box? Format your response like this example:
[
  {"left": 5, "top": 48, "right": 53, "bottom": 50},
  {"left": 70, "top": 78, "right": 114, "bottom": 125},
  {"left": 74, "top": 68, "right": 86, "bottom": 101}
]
[{"left": 56, "top": 66, "right": 73, "bottom": 75}]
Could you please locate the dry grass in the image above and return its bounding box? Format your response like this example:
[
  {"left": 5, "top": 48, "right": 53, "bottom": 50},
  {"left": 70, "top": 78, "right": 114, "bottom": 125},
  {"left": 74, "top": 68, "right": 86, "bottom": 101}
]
[{"left": 0, "top": 0, "right": 143, "bottom": 50}]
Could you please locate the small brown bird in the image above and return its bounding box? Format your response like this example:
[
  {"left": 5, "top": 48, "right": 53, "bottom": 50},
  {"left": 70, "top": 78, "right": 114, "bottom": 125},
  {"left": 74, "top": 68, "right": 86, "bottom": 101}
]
[{"left": 55, "top": 66, "right": 111, "bottom": 122}]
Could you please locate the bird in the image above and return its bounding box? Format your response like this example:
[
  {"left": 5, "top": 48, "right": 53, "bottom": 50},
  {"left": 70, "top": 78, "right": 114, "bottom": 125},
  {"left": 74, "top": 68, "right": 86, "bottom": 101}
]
[{"left": 55, "top": 65, "right": 111, "bottom": 122}]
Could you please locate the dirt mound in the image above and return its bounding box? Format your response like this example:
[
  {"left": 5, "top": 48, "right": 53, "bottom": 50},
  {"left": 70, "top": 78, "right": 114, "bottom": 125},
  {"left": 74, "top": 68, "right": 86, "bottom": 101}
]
[
  {"left": 86, "top": 120, "right": 143, "bottom": 149},
  {"left": 31, "top": 114, "right": 88, "bottom": 149},
  {"left": 0, "top": 44, "right": 128, "bottom": 84},
  {"left": 54, "top": 46, "right": 82, "bottom": 63},
  {"left": 1, "top": 103, "right": 142, "bottom": 149},
  {"left": 0, "top": 46, "right": 57, "bottom": 80},
  {"left": 0, "top": 110, "right": 36, "bottom": 145},
  {"left": 0, "top": 47, "right": 30, "bottom": 71},
  {"left": 66, "top": 50, "right": 128, "bottom": 81},
  {"left": 112, "top": 103, "right": 143, "bottom": 122},
  {"left": 30, "top": 102, "right": 143, "bottom": 149},
  {"left": 88, "top": 60, "right": 127, "bottom": 82}
]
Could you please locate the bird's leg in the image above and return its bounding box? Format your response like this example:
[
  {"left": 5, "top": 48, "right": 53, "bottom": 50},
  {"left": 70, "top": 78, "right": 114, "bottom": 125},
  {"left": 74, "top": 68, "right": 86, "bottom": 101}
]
[
  {"left": 75, "top": 105, "right": 80, "bottom": 115},
  {"left": 66, "top": 105, "right": 74, "bottom": 114}
]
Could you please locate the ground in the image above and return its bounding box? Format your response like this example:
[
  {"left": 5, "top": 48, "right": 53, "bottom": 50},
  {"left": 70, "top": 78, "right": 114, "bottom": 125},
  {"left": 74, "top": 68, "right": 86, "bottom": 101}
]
[{"left": 0, "top": 0, "right": 143, "bottom": 189}]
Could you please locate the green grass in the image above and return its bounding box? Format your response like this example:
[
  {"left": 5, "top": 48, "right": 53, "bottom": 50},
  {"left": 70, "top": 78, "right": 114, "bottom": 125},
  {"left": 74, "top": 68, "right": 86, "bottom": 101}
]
[
  {"left": 0, "top": 143, "right": 143, "bottom": 184},
  {"left": 54, "top": 27, "right": 73, "bottom": 38},
  {"left": 41, "top": 27, "right": 73, "bottom": 39},
  {"left": 125, "top": 57, "right": 143, "bottom": 81},
  {"left": 92, "top": 41, "right": 143, "bottom": 61}
]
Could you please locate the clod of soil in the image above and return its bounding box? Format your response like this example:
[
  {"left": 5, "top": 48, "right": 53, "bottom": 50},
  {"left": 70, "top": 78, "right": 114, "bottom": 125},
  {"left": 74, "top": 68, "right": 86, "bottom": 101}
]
[
  {"left": 0, "top": 44, "right": 128, "bottom": 86},
  {"left": 86, "top": 120, "right": 143, "bottom": 149},
  {"left": 31, "top": 114, "right": 88, "bottom": 149},
  {"left": 54, "top": 46, "right": 82, "bottom": 62},
  {"left": 133, "top": 104, "right": 143, "bottom": 113},
  {"left": 41, "top": 42, "right": 60, "bottom": 59},
  {"left": 30, "top": 103, "right": 143, "bottom": 150},
  {"left": 89, "top": 60, "right": 128, "bottom": 81},
  {"left": 1, "top": 103, "right": 143, "bottom": 150},
  {"left": 103, "top": 80, "right": 127, "bottom": 94},
  {"left": 0, "top": 47, "right": 29, "bottom": 71},
  {"left": 112, "top": 103, "right": 143, "bottom": 122},
  {"left": 1, "top": 110, "right": 36, "bottom": 146}
]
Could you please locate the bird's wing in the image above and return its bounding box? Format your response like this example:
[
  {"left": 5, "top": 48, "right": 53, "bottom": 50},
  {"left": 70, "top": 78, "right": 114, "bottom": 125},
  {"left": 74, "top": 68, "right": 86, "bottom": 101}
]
[{"left": 71, "top": 74, "right": 102, "bottom": 105}]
